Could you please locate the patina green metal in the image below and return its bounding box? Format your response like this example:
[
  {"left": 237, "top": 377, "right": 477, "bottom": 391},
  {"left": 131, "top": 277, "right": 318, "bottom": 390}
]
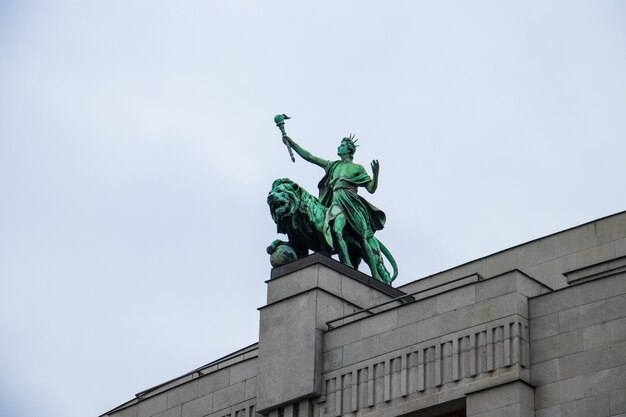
[
  {"left": 274, "top": 114, "right": 295, "bottom": 162},
  {"left": 267, "top": 115, "right": 397, "bottom": 285}
]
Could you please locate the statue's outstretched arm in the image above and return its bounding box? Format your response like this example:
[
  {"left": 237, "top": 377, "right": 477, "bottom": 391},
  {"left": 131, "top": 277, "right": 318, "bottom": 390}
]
[
  {"left": 366, "top": 160, "right": 379, "bottom": 193},
  {"left": 283, "top": 136, "right": 329, "bottom": 168}
]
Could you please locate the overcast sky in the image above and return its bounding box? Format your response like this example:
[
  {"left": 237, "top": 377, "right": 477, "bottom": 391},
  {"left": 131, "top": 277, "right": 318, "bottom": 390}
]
[{"left": 1, "top": 2, "right": 625, "bottom": 417}]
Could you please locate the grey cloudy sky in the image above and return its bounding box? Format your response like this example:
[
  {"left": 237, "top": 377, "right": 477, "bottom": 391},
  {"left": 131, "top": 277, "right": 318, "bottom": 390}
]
[{"left": 1, "top": 2, "right": 625, "bottom": 417}]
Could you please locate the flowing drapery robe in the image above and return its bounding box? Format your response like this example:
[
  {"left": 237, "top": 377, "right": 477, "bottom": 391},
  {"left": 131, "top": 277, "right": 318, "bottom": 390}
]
[{"left": 317, "top": 160, "right": 386, "bottom": 239}]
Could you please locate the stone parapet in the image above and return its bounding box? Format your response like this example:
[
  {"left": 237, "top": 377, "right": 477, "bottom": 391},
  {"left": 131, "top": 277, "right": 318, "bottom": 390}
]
[
  {"left": 102, "top": 211, "right": 626, "bottom": 417},
  {"left": 103, "top": 345, "right": 259, "bottom": 417},
  {"left": 257, "top": 257, "right": 401, "bottom": 414},
  {"left": 399, "top": 210, "right": 626, "bottom": 292},
  {"left": 529, "top": 272, "right": 626, "bottom": 417},
  {"left": 314, "top": 270, "right": 544, "bottom": 417}
]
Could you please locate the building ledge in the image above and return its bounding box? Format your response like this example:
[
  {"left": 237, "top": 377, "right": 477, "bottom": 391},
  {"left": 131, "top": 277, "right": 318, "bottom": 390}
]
[{"left": 269, "top": 252, "right": 407, "bottom": 299}]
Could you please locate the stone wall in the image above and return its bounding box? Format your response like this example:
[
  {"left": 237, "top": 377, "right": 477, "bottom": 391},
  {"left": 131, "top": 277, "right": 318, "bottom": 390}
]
[
  {"left": 317, "top": 271, "right": 548, "bottom": 417},
  {"left": 257, "top": 261, "right": 404, "bottom": 414},
  {"left": 104, "top": 345, "right": 259, "bottom": 417},
  {"left": 530, "top": 273, "right": 626, "bottom": 417},
  {"left": 102, "top": 211, "right": 626, "bottom": 417},
  {"left": 399, "top": 211, "right": 626, "bottom": 292}
]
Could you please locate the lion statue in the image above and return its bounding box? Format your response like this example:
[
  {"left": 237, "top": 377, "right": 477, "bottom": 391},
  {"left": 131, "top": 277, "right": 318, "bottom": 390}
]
[{"left": 267, "top": 178, "right": 398, "bottom": 284}]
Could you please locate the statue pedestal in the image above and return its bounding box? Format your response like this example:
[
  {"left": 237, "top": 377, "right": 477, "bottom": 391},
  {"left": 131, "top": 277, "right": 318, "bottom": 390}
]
[{"left": 256, "top": 254, "right": 406, "bottom": 414}]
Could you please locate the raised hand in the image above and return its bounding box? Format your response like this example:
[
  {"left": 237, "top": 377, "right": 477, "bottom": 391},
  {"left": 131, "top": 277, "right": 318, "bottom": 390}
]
[{"left": 371, "top": 159, "right": 380, "bottom": 177}]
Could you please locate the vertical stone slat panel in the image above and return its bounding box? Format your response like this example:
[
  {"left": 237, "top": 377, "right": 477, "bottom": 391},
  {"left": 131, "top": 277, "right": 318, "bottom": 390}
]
[
  {"left": 417, "top": 349, "right": 425, "bottom": 392},
  {"left": 407, "top": 352, "right": 417, "bottom": 394},
  {"left": 312, "top": 401, "right": 321, "bottom": 417},
  {"left": 434, "top": 343, "right": 442, "bottom": 387},
  {"left": 477, "top": 331, "right": 486, "bottom": 374},
  {"left": 424, "top": 347, "right": 433, "bottom": 388},
  {"left": 366, "top": 365, "right": 374, "bottom": 407},
  {"left": 333, "top": 376, "right": 342, "bottom": 417},
  {"left": 469, "top": 333, "right": 477, "bottom": 377},
  {"left": 461, "top": 335, "right": 470, "bottom": 378},
  {"left": 340, "top": 373, "right": 349, "bottom": 415},
  {"left": 350, "top": 371, "right": 357, "bottom": 412},
  {"left": 299, "top": 400, "right": 309, "bottom": 417},
  {"left": 452, "top": 338, "right": 460, "bottom": 381},
  {"left": 428, "top": 345, "right": 435, "bottom": 387},
  {"left": 503, "top": 323, "right": 511, "bottom": 366},
  {"left": 494, "top": 325, "right": 503, "bottom": 369},
  {"left": 383, "top": 359, "right": 391, "bottom": 402},
  {"left": 357, "top": 368, "right": 367, "bottom": 409},
  {"left": 374, "top": 363, "right": 384, "bottom": 404},
  {"left": 441, "top": 341, "right": 451, "bottom": 384},
  {"left": 319, "top": 316, "right": 529, "bottom": 415},
  {"left": 486, "top": 326, "right": 494, "bottom": 371},
  {"left": 510, "top": 321, "right": 520, "bottom": 366},
  {"left": 326, "top": 378, "right": 335, "bottom": 415},
  {"left": 522, "top": 323, "right": 530, "bottom": 367},
  {"left": 400, "top": 354, "right": 408, "bottom": 397},
  {"left": 390, "top": 357, "right": 401, "bottom": 399}
]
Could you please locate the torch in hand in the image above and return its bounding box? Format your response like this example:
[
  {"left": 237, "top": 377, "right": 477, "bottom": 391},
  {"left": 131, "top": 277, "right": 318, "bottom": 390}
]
[{"left": 274, "top": 114, "right": 295, "bottom": 163}]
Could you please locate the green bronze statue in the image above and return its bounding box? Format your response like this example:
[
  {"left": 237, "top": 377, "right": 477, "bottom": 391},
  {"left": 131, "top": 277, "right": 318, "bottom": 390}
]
[{"left": 267, "top": 115, "right": 398, "bottom": 285}]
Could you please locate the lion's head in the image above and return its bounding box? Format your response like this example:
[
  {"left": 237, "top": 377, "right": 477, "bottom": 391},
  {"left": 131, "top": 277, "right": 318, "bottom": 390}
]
[
  {"left": 267, "top": 178, "right": 326, "bottom": 242},
  {"left": 267, "top": 178, "right": 301, "bottom": 226}
]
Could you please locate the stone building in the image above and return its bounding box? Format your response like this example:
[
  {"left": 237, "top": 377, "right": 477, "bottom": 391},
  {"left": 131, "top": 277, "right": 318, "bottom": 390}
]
[{"left": 102, "top": 211, "right": 626, "bottom": 417}]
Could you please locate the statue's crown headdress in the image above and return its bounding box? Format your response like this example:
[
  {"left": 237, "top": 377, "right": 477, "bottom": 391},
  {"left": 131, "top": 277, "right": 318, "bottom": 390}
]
[
  {"left": 341, "top": 134, "right": 359, "bottom": 155},
  {"left": 342, "top": 133, "right": 359, "bottom": 145}
]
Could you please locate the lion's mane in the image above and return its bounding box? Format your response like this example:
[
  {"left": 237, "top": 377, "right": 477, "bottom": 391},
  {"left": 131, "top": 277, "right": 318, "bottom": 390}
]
[{"left": 268, "top": 178, "right": 327, "bottom": 254}]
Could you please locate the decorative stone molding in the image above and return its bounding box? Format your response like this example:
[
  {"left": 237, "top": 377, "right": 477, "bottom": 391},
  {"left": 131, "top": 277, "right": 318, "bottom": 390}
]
[{"left": 317, "top": 316, "right": 529, "bottom": 417}]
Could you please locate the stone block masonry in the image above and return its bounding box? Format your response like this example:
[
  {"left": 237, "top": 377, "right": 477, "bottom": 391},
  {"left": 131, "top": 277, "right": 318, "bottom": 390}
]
[
  {"left": 530, "top": 273, "right": 626, "bottom": 417},
  {"left": 103, "top": 211, "right": 626, "bottom": 417},
  {"left": 103, "top": 345, "right": 259, "bottom": 417}
]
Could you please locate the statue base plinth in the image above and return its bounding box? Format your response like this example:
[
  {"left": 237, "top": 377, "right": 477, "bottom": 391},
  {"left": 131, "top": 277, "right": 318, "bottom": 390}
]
[{"left": 256, "top": 253, "right": 408, "bottom": 414}]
